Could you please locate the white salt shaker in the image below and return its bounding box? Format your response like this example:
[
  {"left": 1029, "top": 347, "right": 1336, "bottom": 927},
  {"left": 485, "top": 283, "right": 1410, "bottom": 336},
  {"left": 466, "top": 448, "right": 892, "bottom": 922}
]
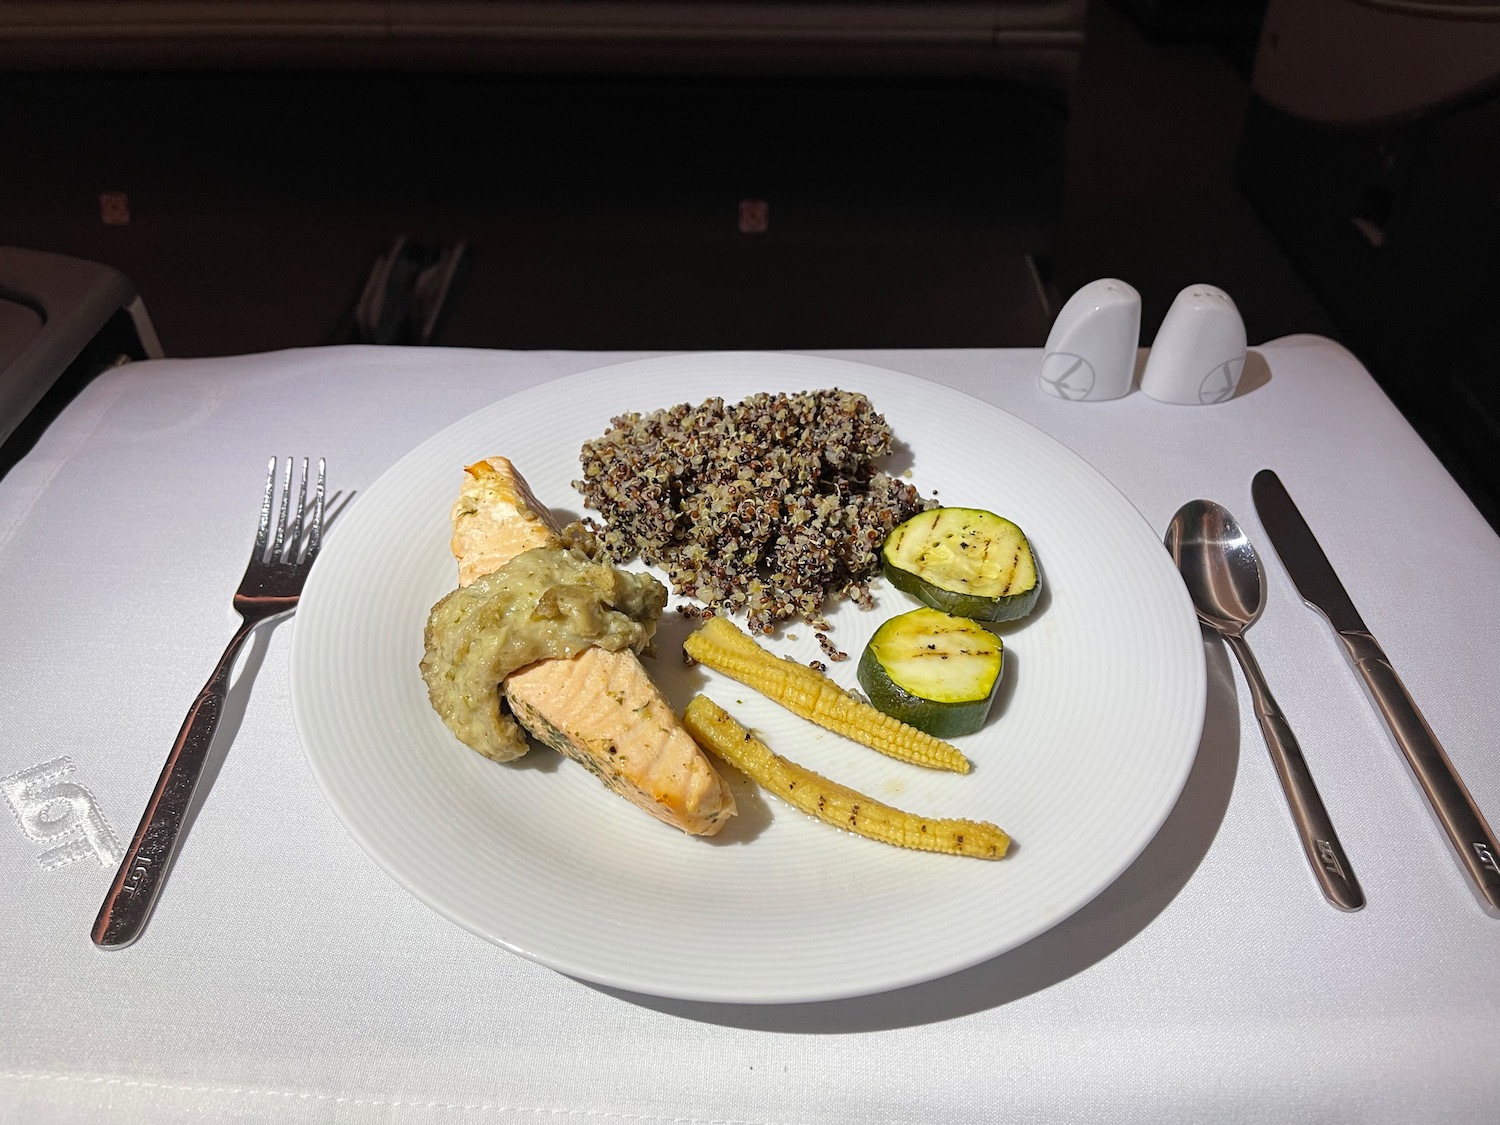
[
  {"left": 1038, "top": 278, "right": 1141, "bottom": 402},
  {"left": 1139, "top": 284, "right": 1247, "bottom": 405}
]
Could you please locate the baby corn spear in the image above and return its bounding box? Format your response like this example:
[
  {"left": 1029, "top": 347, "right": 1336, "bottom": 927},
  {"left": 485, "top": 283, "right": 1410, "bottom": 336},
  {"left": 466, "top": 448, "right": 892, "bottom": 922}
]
[
  {"left": 683, "top": 616, "right": 971, "bottom": 773},
  {"left": 683, "top": 695, "right": 1008, "bottom": 859}
]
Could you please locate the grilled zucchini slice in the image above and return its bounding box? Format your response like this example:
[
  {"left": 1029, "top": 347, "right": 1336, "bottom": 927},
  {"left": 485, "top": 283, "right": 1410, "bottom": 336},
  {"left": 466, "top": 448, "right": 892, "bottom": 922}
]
[
  {"left": 857, "top": 607, "right": 1002, "bottom": 738},
  {"left": 882, "top": 507, "right": 1039, "bottom": 622}
]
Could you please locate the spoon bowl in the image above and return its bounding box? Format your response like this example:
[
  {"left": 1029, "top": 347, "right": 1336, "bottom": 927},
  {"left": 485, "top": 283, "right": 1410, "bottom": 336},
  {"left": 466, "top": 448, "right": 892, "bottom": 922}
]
[{"left": 1164, "top": 499, "right": 1264, "bottom": 636}]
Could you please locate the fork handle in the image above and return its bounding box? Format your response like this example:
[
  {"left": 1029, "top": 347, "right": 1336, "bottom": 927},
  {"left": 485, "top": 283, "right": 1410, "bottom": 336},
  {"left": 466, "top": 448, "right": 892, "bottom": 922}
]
[{"left": 92, "top": 618, "right": 258, "bottom": 948}]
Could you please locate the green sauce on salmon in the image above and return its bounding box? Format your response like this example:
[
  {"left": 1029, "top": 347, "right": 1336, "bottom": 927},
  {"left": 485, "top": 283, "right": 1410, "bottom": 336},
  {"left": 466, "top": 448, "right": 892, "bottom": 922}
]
[{"left": 421, "top": 538, "right": 667, "bottom": 762}]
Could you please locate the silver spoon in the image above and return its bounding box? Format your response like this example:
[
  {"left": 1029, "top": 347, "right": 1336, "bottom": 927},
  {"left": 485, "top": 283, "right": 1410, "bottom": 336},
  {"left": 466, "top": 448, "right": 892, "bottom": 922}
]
[{"left": 1167, "top": 499, "right": 1364, "bottom": 911}]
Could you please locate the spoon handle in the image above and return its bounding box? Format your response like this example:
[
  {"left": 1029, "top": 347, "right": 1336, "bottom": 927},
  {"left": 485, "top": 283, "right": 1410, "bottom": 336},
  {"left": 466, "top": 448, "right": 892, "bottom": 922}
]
[{"left": 1226, "top": 633, "right": 1365, "bottom": 911}]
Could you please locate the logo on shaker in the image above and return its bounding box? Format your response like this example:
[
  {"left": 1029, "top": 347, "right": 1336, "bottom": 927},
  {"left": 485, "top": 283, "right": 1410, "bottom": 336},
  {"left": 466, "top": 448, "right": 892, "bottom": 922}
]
[{"left": 1040, "top": 352, "right": 1096, "bottom": 401}]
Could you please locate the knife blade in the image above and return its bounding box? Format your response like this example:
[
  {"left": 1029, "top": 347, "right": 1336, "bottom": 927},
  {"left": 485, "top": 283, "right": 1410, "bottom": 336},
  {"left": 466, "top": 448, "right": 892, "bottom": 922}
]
[{"left": 1252, "top": 468, "right": 1500, "bottom": 917}]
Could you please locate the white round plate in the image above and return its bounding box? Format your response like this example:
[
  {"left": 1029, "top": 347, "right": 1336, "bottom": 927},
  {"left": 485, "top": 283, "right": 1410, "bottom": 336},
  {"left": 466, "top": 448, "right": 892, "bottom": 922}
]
[{"left": 291, "top": 353, "right": 1205, "bottom": 1004}]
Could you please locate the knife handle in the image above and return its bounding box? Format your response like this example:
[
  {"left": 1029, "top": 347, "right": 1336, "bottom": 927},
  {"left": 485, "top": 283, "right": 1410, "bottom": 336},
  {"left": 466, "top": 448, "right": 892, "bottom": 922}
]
[
  {"left": 1227, "top": 634, "right": 1365, "bottom": 912},
  {"left": 1338, "top": 630, "right": 1500, "bottom": 917}
]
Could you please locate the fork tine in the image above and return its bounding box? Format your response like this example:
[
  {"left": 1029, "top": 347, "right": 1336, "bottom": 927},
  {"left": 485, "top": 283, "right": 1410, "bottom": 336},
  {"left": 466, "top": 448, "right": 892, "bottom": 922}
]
[
  {"left": 307, "top": 457, "right": 326, "bottom": 555},
  {"left": 254, "top": 457, "right": 276, "bottom": 561},
  {"left": 285, "top": 457, "right": 309, "bottom": 561},
  {"left": 272, "top": 457, "right": 294, "bottom": 561}
]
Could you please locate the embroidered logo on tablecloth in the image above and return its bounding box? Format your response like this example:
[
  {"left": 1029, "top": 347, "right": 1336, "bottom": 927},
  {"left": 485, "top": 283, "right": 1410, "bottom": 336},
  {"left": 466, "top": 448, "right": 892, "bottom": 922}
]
[{"left": 2, "top": 757, "right": 123, "bottom": 869}]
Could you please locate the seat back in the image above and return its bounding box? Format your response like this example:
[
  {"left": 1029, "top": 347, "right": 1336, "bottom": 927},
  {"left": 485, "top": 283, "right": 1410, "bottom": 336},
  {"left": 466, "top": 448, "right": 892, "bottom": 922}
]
[{"left": 0, "top": 246, "right": 162, "bottom": 448}]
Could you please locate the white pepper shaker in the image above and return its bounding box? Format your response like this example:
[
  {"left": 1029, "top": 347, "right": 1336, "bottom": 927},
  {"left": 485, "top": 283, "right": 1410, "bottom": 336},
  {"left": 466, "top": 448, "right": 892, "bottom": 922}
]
[
  {"left": 1038, "top": 278, "right": 1141, "bottom": 402},
  {"left": 1139, "top": 284, "right": 1247, "bottom": 405}
]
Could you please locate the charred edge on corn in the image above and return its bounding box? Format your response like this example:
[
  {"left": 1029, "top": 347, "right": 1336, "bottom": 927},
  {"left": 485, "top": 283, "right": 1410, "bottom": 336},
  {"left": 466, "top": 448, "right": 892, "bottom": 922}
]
[{"left": 682, "top": 696, "right": 1008, "bottom": 859}]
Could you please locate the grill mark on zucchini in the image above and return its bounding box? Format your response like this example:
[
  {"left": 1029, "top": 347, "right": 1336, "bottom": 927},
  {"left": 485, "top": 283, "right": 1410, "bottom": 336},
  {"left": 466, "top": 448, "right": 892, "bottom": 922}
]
[
  {"left": 857, "top": 607, "right": 1003, "bottom": 738},
  {"left": 881, "top": 507, "right": 1039, "bottom": 622}
]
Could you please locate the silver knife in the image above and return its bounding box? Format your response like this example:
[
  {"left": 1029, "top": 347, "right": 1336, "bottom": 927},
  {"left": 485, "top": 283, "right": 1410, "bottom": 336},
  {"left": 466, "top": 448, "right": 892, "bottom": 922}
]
[{"left": 1252, "top": 468, "right": 1500, "bottom": 916}]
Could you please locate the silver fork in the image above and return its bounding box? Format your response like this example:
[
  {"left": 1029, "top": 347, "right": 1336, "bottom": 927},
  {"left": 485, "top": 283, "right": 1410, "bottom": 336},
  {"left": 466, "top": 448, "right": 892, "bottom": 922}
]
[{"left": 93, "top": 457, "right": 326, "bottom": 948}]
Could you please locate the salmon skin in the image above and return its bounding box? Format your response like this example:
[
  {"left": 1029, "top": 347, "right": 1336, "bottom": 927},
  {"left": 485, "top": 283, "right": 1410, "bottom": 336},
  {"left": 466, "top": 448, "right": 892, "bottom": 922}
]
[{"left": 446, "top": 457, "right": 736, "bottom": 836}]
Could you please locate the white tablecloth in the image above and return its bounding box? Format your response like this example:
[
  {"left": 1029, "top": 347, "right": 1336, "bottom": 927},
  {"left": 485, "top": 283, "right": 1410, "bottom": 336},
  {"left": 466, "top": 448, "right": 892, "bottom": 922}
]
[{"left": 3, "top": 341, "right": 1498, "bottom": 1124}]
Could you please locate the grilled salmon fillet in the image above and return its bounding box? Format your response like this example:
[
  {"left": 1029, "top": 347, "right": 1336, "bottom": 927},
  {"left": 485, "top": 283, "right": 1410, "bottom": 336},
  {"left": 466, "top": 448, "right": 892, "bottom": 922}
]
[{"left": 447, "top": 457, "right": 736, "bottom": 836}]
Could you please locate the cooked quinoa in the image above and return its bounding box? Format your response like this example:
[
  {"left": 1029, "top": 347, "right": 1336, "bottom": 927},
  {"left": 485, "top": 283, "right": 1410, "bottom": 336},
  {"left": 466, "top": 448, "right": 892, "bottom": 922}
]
[
  {"left": 815, "top": 631, "right": 849, "bottom": 661},
  {"left": 574, "top": 389, "right": 931, "bottom": 633}
]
